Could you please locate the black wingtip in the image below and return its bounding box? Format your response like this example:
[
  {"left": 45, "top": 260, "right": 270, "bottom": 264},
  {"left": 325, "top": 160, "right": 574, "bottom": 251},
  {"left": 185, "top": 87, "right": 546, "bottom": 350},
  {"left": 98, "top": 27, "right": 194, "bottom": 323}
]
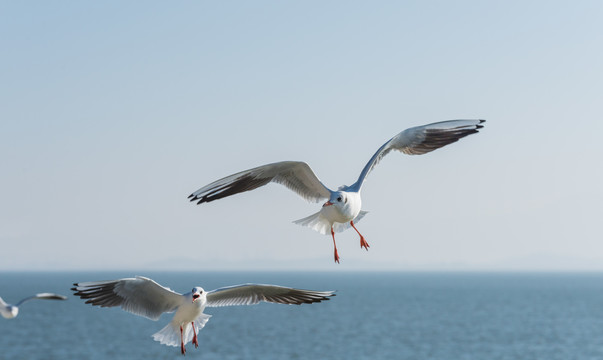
[
  {"left": 479, "top": 119, "right": 486, "bottom": 123},
  {"left": 187, "top": 193, "right": 194, "bottom": 199},
  {"left": 188, "top": 194, "right": 205, "bottom": 204}
]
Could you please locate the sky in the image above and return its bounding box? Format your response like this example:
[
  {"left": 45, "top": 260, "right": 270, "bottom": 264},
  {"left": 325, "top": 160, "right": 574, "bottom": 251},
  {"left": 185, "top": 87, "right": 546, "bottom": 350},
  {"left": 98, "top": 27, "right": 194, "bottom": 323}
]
[{"left": 1, "top": 1, "right": 602, "bottom": 271}]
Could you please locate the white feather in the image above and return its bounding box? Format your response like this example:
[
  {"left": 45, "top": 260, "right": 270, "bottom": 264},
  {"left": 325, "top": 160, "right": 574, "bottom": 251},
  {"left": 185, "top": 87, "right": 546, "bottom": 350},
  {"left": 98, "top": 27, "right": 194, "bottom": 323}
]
[
  {"left": 152, "top": 313, "right": 211, "bottom": 347},
  {"left": 293, "top": 210, "right": 369, "bottom": 235}
]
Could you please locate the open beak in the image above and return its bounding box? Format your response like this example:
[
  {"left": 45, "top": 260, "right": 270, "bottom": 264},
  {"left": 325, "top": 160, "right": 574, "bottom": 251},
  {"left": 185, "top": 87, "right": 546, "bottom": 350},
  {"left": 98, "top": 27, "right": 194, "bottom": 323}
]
[
  {"left": 323, "top": 201, "right": 334, "bottom": 207},
  {"left": 192, "top": 293, "right": 200, "bottom": 303}
]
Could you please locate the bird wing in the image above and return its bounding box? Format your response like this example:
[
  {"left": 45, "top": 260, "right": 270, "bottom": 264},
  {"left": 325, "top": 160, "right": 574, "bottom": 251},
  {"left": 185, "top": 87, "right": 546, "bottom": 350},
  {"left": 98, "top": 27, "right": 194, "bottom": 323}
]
[
  {"left": 15, "top": 293, "right": 67, "bottom": 306},
  {"left": 0, "top": 297, "right": 11, "bottom": 318},
  {"left": 71, "top": 276, "right": 184, "bottom": 321},
  {"left": 188, "top": 161, "right": 332, "bottom": 204},
  {"left": 351, "top": 119, "right": 485, "bottom": 190},
  {"left": 206, "top": 284, "right": 335, "bottom": 307}
]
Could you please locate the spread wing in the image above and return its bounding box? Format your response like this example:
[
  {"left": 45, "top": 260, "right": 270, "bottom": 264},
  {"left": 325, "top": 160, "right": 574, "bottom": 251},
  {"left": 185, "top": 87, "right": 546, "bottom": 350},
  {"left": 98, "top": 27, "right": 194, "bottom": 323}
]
[
  {"left": 71, "top": 276, "right": 184, "bottom": 321},
  {"left": 188, "top": 161, "right": 332, "bottom": 204},
  {"left": 15, "top": 293, "right": 67, "bottom": 307},
  {"left": 351, "top": 119, "right": 485, "bottom": 190},
  {"left": 206, "top": 284, "right": 335, "bottom": 307}
]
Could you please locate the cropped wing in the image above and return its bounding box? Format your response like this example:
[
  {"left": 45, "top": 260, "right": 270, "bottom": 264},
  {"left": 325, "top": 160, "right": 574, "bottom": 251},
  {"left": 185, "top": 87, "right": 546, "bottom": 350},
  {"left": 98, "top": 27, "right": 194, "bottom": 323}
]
[
  {"left": 71, "top": 276, "right": 184, "bottom": 321},
  {"left": 188, "top": 161, "right": 332, "bottom": 204},
  {"left": 15, "top": 293, "right": 67, "bottom": 306},
  {"left": 206, "top": 284, "right": 335, "bottom": 307},
  {"left": 351, "top": 119, "right": 485, "bottom": 190}
]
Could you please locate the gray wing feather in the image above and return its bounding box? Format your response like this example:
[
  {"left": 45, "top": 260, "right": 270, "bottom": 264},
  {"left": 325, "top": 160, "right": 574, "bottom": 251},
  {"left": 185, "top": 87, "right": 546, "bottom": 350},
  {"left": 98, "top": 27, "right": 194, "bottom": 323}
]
[
  {"left": 71, "top": 276, "right": 184, "bottom": 321},
  {"left": 188, "top": 161, "right": 332, "bottom": 204},
  {"left": 15, "top": 293, "right": 67, "bottom": 306},
  {"left": 352, "top": 119, "right": 485, "bottom": 190},
  {"left": 206, "top": 284, "right": 335, "bottom": 307}
]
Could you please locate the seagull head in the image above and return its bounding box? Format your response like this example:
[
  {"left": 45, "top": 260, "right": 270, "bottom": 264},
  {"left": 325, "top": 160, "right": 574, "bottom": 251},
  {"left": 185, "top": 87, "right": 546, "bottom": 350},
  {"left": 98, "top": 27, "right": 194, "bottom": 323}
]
[
  {"left": 191, "top": 287, "right": 204, "bottom": 303},
  {"left": 323, "top": 192, "right": 347, "bottom": 208},
  {"left": 1, "top": 305, "right": 19, "bottom": 319}
]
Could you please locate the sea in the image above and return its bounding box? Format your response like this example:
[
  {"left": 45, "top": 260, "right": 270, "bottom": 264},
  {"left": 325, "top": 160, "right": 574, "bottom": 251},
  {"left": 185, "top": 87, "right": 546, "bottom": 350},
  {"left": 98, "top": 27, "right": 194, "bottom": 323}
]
[{"left": 1, "top": 271, "right": 603, "bottom": 360}]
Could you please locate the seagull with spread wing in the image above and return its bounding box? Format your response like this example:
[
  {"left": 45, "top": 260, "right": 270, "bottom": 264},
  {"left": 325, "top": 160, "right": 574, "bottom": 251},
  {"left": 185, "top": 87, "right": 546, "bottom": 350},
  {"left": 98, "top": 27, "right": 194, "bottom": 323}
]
[
  {"left": 72, "top": 276, "right": 334, "bottom": 355},
  {"left": 0, "top": 293, "right": 67, "bottom": 319},
  {"left": 189, "top": 119, "right": 485, "bottom": 263}
]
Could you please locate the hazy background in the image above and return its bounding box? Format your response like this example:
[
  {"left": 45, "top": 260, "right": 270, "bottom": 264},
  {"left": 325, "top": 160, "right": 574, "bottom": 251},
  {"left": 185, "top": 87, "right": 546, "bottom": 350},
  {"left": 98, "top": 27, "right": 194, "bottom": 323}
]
[{"left": 1, "top": 1, "right": 602, "bottom": 271}]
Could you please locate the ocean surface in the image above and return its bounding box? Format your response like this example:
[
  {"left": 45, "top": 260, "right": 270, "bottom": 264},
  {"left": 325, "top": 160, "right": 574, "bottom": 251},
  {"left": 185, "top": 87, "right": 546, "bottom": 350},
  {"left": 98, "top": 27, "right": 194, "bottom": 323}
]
[{"left": 2, "top": 272, "right": 603, "bottom": 360}]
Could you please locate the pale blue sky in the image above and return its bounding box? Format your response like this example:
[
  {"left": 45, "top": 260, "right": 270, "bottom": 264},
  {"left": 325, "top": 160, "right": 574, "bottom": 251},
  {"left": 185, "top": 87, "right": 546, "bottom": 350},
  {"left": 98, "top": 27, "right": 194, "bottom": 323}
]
[{"left": 1, "top": 1, "right": 602, "bottom": 271}]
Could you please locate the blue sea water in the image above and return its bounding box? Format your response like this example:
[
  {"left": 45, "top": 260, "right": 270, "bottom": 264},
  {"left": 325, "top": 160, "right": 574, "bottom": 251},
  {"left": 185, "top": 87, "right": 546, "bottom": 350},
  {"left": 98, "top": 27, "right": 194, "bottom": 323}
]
[{"left": 2, "top": 272, "right": 603, "bottom": 360}]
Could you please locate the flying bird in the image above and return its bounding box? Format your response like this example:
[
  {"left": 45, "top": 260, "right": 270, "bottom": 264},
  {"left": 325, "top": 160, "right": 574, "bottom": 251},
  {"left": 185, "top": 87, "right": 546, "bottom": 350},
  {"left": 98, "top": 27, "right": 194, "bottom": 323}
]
[
  {"left": 0, "top": 293, "right": 67, "bottom": 319},
  {"left": 72, "top": 276, "right": 334, "bottom": 355},
  {"left": 189, "top": 119, "right": 485, "bottom": 263}
]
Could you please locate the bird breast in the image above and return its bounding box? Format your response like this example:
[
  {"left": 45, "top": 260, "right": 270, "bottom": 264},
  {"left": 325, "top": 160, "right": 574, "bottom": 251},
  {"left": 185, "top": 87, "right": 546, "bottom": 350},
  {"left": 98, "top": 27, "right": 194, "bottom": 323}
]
[
  {"left": 173, "top": 298, "right": 205, "bottom": 325},
  {"left": 321, "top": 192, "right": 362, "bottom": 224}
]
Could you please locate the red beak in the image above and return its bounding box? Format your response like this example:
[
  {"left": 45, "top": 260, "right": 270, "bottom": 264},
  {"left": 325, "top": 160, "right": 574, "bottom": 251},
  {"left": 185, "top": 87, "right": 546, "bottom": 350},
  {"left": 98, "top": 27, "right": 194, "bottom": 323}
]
[
  {"left": 323, "top": 201, "right": 334, "bottom": 207},
  {"left": 192, "top": 294, "right": 200, "bottom": 303}
]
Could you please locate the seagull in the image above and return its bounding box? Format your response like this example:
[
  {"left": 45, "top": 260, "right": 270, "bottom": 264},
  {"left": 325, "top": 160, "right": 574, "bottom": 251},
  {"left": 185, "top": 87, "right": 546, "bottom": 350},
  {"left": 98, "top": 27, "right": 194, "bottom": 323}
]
[
  {"left": 72, "top": 276, "right": 334, "bottom": 355},
  {"left": 188, "top": 119, "right": 485, "bottom": 263},
  {"left": 0, "top": 293, "right": 67, "bottom": 319}
]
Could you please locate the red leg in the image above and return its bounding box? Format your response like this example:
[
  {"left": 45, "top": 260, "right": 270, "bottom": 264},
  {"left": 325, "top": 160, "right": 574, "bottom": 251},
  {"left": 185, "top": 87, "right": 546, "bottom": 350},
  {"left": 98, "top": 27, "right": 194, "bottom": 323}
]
[
  {"left": 331, "top": 227, "right": 340, "bottom": 263},
  {"left": 350, "top": 221, "right": 370, "bottom": 251},
  {"left": 180, "top": 326, "right": 186, "bottom": 355},
  {"left": 191, "top": 322, "right": 199, "bottom": 348}
]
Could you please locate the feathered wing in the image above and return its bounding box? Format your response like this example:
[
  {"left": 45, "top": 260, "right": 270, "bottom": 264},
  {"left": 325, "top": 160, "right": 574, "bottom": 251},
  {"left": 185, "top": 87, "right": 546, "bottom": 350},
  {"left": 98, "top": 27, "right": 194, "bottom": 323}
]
[
  {"left": 188, "top": 161, "right": 332, "bottom": 204},
  {"left": 206, "top": 284, "right": 334, "bottom": 307},
  {"left": 15, "top": 293, "right": 67, "bottom": 307},
  {"left": 351, "top": 119, "right": 485, "bottom": 190},
  {"left": 71, "top": 276, "right": 184, "bottom": 321}
]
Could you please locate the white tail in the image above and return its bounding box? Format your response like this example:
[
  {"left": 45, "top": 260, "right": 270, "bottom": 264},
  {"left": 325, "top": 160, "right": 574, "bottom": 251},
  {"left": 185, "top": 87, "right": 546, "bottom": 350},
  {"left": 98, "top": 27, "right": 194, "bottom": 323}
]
[
  {"left": 293, "top": 211, "right": 369, "bottom": 235},
  {"left": 152, "top": 314, "right": 211, "bottom": 347}
]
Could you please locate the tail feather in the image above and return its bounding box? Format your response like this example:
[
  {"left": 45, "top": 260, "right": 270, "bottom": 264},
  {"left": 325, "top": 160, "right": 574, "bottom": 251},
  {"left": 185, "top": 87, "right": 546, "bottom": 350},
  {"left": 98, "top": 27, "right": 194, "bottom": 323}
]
[
  {"left": 293, "top": 211, "right": 331, "bottom": 235},
  {"left": 152, "top": 314, "right": 211, "bottom": 347},
  {"left": 293, "top": 211, "right": 369, "bottom": 234},
  {"left": 152, "top": 323, "right": 180, "bottom": 347}
]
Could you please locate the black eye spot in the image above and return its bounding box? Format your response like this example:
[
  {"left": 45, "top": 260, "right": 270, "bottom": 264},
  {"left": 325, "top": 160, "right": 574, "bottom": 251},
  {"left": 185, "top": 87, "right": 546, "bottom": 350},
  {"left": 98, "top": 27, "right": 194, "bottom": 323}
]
[{"left": 337, "top": 196, "right": 342, "bottom": 202}]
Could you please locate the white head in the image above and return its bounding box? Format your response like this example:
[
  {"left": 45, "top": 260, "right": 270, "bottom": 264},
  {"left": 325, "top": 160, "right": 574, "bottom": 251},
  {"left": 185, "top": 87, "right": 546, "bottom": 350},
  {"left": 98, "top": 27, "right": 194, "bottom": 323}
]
[
  {"left": 191, "top": 287, "right": 205, "bottom": 304},
  {"left": 323, "top": 192, "right": 348, "bottom": 209},
  {"left": 0, "top": 305, "right": 19, "bottom": 319},
  {"left": 322, "top": 191, "right": 361, "bottom": 223}
]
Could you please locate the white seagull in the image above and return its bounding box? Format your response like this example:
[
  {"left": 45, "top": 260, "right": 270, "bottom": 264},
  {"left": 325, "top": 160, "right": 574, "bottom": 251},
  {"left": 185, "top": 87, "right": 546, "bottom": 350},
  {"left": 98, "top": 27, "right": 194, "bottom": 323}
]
[
  {"left": 0, "top": 293, "right": 67, "bottom": 319},
  {"left": 189, "top": 119, "right": 485, "bottom": 263},
  {"left": 72, "top": 276, "right": 334, "bottom": 355}
]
